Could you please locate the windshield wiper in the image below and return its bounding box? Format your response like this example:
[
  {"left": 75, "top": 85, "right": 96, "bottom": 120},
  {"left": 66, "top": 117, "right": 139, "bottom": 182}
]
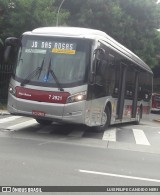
[
  {"left": 47, "top": 59, "right": 64, "bottom": 91},
  {"left": 20, "top": 58, "right": 45, "bottom": 86}
]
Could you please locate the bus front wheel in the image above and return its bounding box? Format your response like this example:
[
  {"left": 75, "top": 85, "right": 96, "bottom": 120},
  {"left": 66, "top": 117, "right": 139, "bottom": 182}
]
[{"left": 95, "top": 106, "right": 111, "bottom": 132}]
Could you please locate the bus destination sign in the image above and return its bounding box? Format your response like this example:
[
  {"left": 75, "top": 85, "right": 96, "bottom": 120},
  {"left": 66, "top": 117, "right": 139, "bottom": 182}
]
[{"left": 27, "top": 40, "right": 76, "bottom": 55}]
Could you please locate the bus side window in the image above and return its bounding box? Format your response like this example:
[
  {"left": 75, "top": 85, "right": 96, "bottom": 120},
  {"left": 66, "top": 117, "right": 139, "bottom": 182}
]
[
  {"left": 112, "top": 65, "right": 120, "bottom": 98},
  {"left": 95, "top": 44, "right": 107, "bottom": 86},
  {"left": 105, "top": 53, "right": 115, "bottom": 96},
  {"left": 106, "top": 64, "right": 115, "bottom": 96},
  {"left": 138, "top": 86, "right": 143, "bottom": 101},
  {"left": 109, "top": 54, "right": 114, "bottom": 66},
  {"left": 125, "top": 66, "right": 135, "bottom": 100},
  {"left": 138, "top": 72, "right": 152, "bottom": 102},
  {"left": 95, "top": 54, "right": 115, "bottom": 96}
]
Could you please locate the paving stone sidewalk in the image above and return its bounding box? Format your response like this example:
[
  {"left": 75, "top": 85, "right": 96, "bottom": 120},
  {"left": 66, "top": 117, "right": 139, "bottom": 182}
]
[
  {"left": 0, "top": 110, "right": 10, "bottom": 115},
  {"left": 153, "top": 118, "right": 160, "bottom": 123}
]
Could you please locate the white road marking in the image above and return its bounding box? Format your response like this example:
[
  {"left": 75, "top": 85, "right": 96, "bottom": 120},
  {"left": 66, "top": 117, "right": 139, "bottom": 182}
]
[
  {"left": 79, "top": 169, "right": 160, "bottom": 183},
  {"left": 138, "top": 125, "right": 160, "bottom": 129},
  {"left": 0, "top": 116, "right": 22, "bottom": 124},
  {"left": 102, "top": 128, "right": 116, "bottom": 141},
  {"left": 68, "top": 130, "right": 85, "bottom": 138},
  {"left": 132, "top": 129, "right": 150, "bottom": 145},
  {"left": 7, "top": 119, "right": 37, "bottom": 131}
]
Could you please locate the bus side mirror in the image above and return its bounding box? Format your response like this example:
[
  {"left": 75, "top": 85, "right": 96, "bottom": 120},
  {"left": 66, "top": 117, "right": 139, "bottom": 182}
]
[
  {"left": 94, "top": 48, "right": 105, "bottom": 61},
  {"left": 5, "top": 37, "right": 20, "bottom": 47},
  {"left": 4, "top": 37, "right": 20, "bottom": 64},
  {"left": 4, "top": 46, "right": 12, "bottom": 64}
]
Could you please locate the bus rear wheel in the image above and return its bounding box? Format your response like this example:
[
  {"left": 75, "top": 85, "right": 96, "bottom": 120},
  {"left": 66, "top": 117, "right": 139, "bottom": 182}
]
[
  {"left": 36, "top": 118, "right": 52, "bottom": 125},
  {"left": 95, "top": 106, "right": 111, "bottom": 132}
]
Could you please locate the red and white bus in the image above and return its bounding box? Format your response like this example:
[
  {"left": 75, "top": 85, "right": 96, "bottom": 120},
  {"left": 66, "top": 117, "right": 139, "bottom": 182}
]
[
  {"left": 4, "top": 27, "right": 153, "bottom": 131},
  {"left": 151, "top": 93, "right": 160, "bottom": 112}
]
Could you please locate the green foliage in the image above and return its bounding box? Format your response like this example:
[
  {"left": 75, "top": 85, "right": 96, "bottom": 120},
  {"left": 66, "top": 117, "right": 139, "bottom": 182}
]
[
  {"left": 63, "top": 0, "right": 160, "bottom": 68},
  {"left": 117, "top": 0, "right": 160, "bottom": 68},
  {"left": 0, "top": 0, "right": 160, "bottom": 68},
  {"left": 0, "top": 0, "right": 69, "bottom": 39}
]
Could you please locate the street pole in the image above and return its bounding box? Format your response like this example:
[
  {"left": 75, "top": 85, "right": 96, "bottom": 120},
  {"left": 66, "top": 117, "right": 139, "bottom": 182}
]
[{"left": 56, "top": 0, "right": 66, "bottom": 26}]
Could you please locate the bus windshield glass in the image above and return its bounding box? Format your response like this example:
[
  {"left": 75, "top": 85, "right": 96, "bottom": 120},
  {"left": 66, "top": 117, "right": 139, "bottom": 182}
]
[{"left": 14, "top": 36, "right": 91, "bottom": 87}]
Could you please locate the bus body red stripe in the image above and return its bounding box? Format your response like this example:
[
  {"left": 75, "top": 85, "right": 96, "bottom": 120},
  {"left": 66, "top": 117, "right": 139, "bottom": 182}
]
[{"left": 16, "top": 86, "right": 70, "bottom": 104}]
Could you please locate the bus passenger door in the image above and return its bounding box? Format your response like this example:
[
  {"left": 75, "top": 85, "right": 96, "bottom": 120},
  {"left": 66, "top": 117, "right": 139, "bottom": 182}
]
[
  {"left": 131, "top": 72, "right": 139, "bottom": 118},
  {"left": 115, "top": 63, "right": 127, "bottom": 120},
  {"left": 87, "top": 46, "right": 108, "bottom": 127},
  {"left": 87, "top": 60, "right": 107, "bottom": 126},
  {"left": 124, "top": 67, "right": 139, "bottom": 119}
]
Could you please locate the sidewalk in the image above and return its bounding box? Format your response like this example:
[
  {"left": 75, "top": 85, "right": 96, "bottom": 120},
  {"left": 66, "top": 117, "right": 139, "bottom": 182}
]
[
  {"left": 153, "top": 118, "right": 160, "bottom": 123},
  {"left": 0, "top": 110, "right": 10, "bottom": 115}
]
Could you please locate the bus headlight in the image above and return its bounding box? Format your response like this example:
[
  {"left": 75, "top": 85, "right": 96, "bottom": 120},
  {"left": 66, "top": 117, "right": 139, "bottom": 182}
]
[
  {"left": 9, "top": 85, "right": 16, "bottom": 96},
  {"left": 66, "top": 91, "right": 87, "bottom": 103}
]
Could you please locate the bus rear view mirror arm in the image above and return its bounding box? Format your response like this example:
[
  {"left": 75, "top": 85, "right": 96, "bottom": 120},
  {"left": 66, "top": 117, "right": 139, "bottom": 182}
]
[
  {"left": 94, "top": 48, "right": 105, "bottom": 61},
  {"left": 89, "top": 72, "right": 96, "bottom": 85}
]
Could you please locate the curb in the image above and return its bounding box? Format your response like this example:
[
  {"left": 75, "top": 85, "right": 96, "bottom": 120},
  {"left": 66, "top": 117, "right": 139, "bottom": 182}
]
[
  {"left": 153, "top": 119, "right": 160, "bottom": 123},
  {"left": 0, "top": 110, "right": 10, "bottom": 115}
]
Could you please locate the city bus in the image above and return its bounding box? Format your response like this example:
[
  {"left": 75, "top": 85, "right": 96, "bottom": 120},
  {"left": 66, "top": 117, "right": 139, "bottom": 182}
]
[
  {"left": 4, "top": 27, "right": 153, "bottom": 131},
  {"left": 151, "top": 93, "right": 160, "bottom": 112}
]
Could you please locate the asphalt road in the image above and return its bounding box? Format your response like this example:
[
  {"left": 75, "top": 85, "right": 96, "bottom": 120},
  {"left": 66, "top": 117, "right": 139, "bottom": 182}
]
[{"left": 0, "top": 113, "right": 160, "bottom": 194}]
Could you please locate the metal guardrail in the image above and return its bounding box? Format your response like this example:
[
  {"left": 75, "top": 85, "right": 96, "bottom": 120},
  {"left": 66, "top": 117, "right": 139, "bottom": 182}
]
[{"left": 0, "top": 64, "right": 14, "bottom": 105}]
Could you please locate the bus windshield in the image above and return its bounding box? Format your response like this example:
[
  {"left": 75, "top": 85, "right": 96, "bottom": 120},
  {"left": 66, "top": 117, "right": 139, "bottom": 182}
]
[{"left": 14, "top": 36, "right": 91, "bottom": 88}]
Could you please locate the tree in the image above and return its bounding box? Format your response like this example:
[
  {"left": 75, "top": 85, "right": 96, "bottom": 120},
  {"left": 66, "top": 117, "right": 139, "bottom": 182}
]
[
  {"left": 0, "top": 0, "right": 69, "bottom": 40},
  {"left": 118, "top": 0, "right": 160, "bottom": 68},
  {"left": 63, "top": 0, "right": 160, "bottom": 68},
  {"left": 0, "top": 0, "right": 160, "bottom": 68}
]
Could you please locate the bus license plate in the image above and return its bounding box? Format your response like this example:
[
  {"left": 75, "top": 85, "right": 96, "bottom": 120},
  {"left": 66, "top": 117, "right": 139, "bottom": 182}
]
[{"left": 32, "top": 110, "right": 45, "bottom": 117}]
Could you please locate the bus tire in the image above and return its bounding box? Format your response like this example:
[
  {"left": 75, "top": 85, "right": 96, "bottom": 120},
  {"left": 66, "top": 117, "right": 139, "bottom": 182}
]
[
  {"left": 95, "top": 106, "right": 111, "bottom": 132},
  {"left": 36, "top": 118, "right": 52, "bottom": 125}
]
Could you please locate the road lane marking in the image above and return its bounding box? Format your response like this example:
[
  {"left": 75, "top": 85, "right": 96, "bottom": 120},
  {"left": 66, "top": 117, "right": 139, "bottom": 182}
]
[
  {"left": 7, "top": 119, "right": 37, "bottom": 131},
  {"left": 102, "top": 128, "right": 116, "bottom": 142},
  {"left": 132, "top": 129, "right": 150, "bottom": 145},
  {"left": 79, "top": 169, "right": 160, "bottom": 183},
  {"left": 0, "top": 116, "right": 22, "bottom": 124},
  {"left": 138, "top": 125, "right": 160, "bottom": 129}
]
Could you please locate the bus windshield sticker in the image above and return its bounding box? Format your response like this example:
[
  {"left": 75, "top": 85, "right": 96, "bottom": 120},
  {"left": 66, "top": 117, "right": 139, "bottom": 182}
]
[
  {"left": 52, "top": 42, "right": 76, "bottom": 54},
  {"left": 25, "top": 49, "right": 46, "bottom": 54}
]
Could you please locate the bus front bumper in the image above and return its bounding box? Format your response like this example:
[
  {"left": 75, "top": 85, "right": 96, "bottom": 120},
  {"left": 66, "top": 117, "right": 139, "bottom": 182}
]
[{"left": 7, "top": 94, "right": 86, "bottom": 125}]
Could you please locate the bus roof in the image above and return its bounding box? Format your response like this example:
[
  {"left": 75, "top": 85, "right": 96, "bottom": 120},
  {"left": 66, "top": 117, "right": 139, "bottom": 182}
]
[
  {"left": 24, "top": 27, "right": 152, "bottom": 74},
  {"left": 31, "top": 27, "right": 107, "bottom": 37}
]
